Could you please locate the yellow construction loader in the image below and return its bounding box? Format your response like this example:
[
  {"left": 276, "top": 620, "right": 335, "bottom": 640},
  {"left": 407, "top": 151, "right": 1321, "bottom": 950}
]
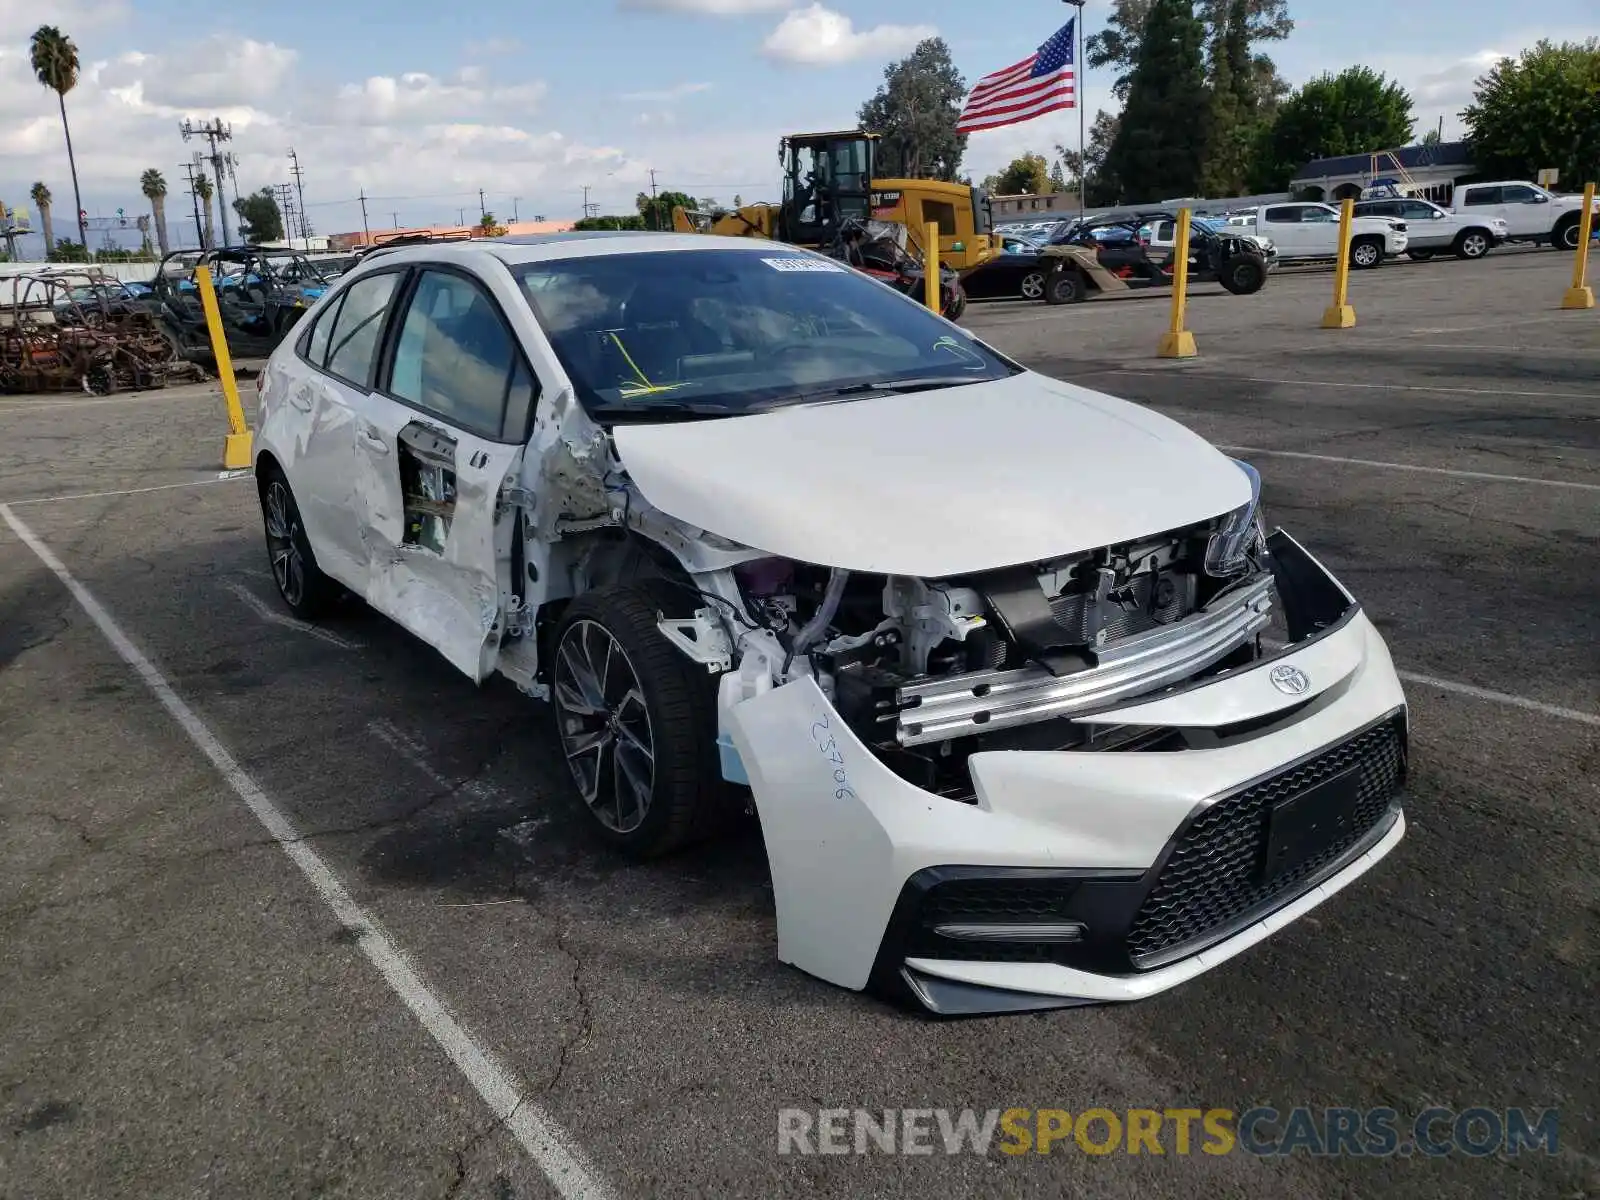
[{"left": 671, "top": 130, "right": 999, "bottom": 273}]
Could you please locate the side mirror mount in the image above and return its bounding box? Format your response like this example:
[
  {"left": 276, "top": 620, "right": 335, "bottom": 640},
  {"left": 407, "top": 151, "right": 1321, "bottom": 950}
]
[{"left": 1531, "top": 194, "right": 1550, "bottom": 203}]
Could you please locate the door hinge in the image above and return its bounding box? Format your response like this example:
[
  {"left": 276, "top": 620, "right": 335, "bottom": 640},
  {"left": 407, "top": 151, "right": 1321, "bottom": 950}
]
[{"left": 498, "top": 485, "right": 537, "bottom": 514}]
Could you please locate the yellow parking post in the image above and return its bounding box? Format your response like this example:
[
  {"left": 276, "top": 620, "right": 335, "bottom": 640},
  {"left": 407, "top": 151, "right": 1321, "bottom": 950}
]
[
  {"left": 194, "top": 265, "right": 254, "bottom": 469},
  {"left": 1560, "top": 181, "right": 1596, "bottom": 310},
  {"left": 1157, "top": 208, "right": 1197, "bottom": 358},
  {"left": 1322, "top": 198, "right": 1357, "bottom": 328},
  {"left": 924, "top": 220, "right": 941, "bottom": 313}
]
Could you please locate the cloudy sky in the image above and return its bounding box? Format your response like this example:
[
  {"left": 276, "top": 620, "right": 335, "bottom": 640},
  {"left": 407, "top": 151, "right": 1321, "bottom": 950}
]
[{"left": 2, "top": 0, "right": 1593, "bottom": 248}]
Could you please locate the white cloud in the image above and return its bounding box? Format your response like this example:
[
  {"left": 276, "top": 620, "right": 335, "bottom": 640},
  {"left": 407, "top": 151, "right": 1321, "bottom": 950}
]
[
  {"left": 619, "top": 0, "right": 788, "bottom": 13},
  {"left": 335, "top": 70, "right": 547, "bottom": 125},
  {"left": 97, "top": 37, "right": 297, "bottom": 109},
  {"left": 0, "top": 0, "right": 128, "bottom": 42},
  {"left": 762, "top": 4, "right": 934, "bottom": 65},
  {"left": 464, "top": 36, "right": 522, "bottom": 56},
  {"left": 620, "top": 81, "right": 713, "bottom": 102}
]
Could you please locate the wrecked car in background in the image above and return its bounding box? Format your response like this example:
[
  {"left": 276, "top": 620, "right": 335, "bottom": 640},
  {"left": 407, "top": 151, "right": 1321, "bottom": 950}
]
[
  {"left": 147, "top": 246, "right": 333, "bottom": 363},
  {"left": 255, "top": 232, "right": 1409, "bottom": 1016}
]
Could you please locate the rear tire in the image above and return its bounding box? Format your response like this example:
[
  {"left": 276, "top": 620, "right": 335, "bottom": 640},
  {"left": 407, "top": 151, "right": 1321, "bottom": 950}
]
[
  {"left": 942, "top": 285, "right": 967, "bottom": 322},
  {"left": 1018, "top": 270, "right": 1046, "bottom": 301},
  {"left": 1044, "top": 267, "right": 1086, "bottom": 305},
  {"left": 1406, "top": 249, "right": 1436, "bottom": 261},
  {"left": 549, "top": 584, "right": 724, "bottom": 859},
  {"left": 258, "top": 468, "right": 341, "bottom": 619},
  {"left": 1218, "top": 254, "right": 1266, "bottom": 295},
  {"left": 1350, "top": 237, "right": 1383, "bottom": 269},
  {"left": 1454, "top": 230, "right": 1491, "bottom": 259}
]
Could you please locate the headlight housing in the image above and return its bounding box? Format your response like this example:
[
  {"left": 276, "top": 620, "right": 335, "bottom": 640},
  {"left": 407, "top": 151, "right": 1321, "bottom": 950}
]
[{"left": 1205, "top": 459, "right": 1265, "bottom": 577}]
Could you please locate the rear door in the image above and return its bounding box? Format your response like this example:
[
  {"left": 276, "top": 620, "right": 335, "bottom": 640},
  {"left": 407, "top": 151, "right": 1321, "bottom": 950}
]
[
  {"left": 1457, "top": 184, "right": 1506, "bottom": 229},
  {"left": 1261, "top": 204, "right": 1310, "bottom": 255},
  {"left": 349, "top": 263, "right": 538, "bottom": 682},
  {"left": 1495, "top": 184, "right": 1546, "bottom": 237}
]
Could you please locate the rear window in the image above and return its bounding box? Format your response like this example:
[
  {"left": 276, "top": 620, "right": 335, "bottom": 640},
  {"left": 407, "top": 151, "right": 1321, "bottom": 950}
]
[{"left": 514, "top": 249, "right": 1016, "bottom": 419}]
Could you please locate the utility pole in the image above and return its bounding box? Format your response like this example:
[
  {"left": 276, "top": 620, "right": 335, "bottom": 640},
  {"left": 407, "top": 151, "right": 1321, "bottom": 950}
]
[
  {"left": 391, "top": 212, "right": 400, "bottom": 229},
  {"left": 458, "top": 207, "right": 466, "bottom": 225},
  {"left": 275, "top": 183, "right": 298, "bottom": 249},
  {"left": 358, "top": 188, "right": 370, "bottom": 241},
  {"left": 478, "top": 188, "right": 487, "bottom": 219},
  {"left": 180, "top": 117, "right": 234, "bottom": 245},
  {"left": 648, "top": 169, "right": 658, "bottom": 230},
  {"left": 288, "top": 148, "right": 309, "bottom": 246},
  {"left": 581, "top": 185, "right": 598, "bottom": 220},
  {"left": 512, "top": 197, "right": 520, "bottom": 222},
  {"left": 182, "top": 161, "right": 204, "bottom": 249}
]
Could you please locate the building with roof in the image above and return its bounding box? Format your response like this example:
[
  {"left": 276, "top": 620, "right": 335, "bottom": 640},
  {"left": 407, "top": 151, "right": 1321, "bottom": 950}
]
[{"left": 1290, "top": 140, "right": 1475, "bottom": 205}]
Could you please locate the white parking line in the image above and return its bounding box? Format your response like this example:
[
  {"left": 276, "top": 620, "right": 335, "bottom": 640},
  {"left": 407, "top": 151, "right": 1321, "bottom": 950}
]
[
  {"left": 1396, "top": 671, "right": 1600, "bottom": 729},
  {"left": 222, "top": 580, "right": 364, "bottom": 651},
  {"left": 1219, "top": 445, "right": 1600, "bottom": 493},
  {"left": 0, "top": 502, "right": 615, "bottom": 1200},
  {"left": 3, "top": 474, "right": 254, "bottom": 507},
  {"left": 1111, "top": 369, "right": 1600, "bottom": 402}
]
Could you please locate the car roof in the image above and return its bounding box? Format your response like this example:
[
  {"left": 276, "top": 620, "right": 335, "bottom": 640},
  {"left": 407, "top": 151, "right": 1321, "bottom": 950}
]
[{"left": 348, "top": 231, "right": 814, "bottom": 271}]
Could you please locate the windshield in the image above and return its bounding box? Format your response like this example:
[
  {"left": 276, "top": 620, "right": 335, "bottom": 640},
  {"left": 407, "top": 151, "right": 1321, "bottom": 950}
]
[{"left": 514, "top": 248, "right": 1018, "bottom": 418}]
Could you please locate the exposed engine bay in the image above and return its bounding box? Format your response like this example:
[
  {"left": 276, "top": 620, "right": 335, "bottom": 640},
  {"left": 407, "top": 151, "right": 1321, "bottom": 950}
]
[{"left": 699, "top": 509, "right": 1277, "bottom": 800}]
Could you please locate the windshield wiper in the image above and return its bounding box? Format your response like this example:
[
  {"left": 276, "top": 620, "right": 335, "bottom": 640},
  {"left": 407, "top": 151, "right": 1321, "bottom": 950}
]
[
  {"left": 588, "top": 399, "right": 735, "bottom": 420},
  {"left": 827, "top": 376, "right": 991, "bottom": 397}
]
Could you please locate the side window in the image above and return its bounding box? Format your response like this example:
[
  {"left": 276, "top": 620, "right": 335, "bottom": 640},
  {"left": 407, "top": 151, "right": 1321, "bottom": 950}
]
[
  {"left": 1401, "top": 201, "right": 1435, "bottom": 219},
  {"left": 922, "top": 199, "right": 958, "bottom": 236},
  {"left": 1263, "top": 207, "right": 1298, "bottom": 224},
  {"left": 386, "top": 269, "right": 535, "bottom": 442},
  {"left": 1303, "top": 207, "right": 1337, "bottom": 223},
  {"left": 325, "top": 272, "right": 401, "bottom": 388},
  {"left": 1157, "top": 220, "right": 1175, "bottom": 241},
  {"left": 1501, "top": 184, "right": 1537, "bottom": 203},
  {"left": 300, "top": 294, "right": 341, "bottom": 367},
  {"left": 1462, "top": 187, "right": 1500, "bottom": 206}
]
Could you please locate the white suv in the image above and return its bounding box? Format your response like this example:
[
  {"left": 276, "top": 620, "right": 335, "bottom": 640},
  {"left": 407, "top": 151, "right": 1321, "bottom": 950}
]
[{"left": 254, "top": 232, "right": 1408, "bottom": 1015}]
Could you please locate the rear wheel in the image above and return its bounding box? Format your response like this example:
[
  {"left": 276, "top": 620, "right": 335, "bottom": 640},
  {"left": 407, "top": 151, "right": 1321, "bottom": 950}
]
[
  {"left": 1350, "top": 237, "right": 1383, "bottom": 269},
  {"left": 1454, "top": 230, "right": 1491, "bottom": 259},
  {"left": 1044, "top": 267, "right": 1086, "bottom": 305},
  {"left": 1218, "top": 254, "right": 1266, "bottom": 295},
  {"left": 259, "top": 469, "right": 341, "bottom": 618},
  {"left": 550, "top": 585, "right": 723, "bottom": 859},
  {"left": 1406, "top": 248, "right": 1436, "bottom": 261},
  {"left": 1018, "top": 270, "right": 1046, "bottom": 300},
  {"left": 1553, "top": 216, "right": 1581, "bottom": 251},
  {"left": 942, "top": 284, "right": 967, "bottom": 322}
]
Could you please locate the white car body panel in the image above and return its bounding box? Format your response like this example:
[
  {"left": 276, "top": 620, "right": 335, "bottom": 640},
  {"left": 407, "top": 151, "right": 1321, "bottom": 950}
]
[
  {"left": 1451, "top": 181, "right": 1598, "bottom": 241},
  {"left": 612, "top": 373, "right": 1252, "bottom": 577},
  {"left": 726, "top": 606, "right": 1405, "bottom": 1000},
  {"left": 1249, "top": 203, "right": 1406, "bottom": 260}
]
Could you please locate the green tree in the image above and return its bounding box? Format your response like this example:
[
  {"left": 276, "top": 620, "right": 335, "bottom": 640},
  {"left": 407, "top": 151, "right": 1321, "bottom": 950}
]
[
  {"left": 231, "top": 187, "right": 284, "bottom": 242},
  {"left": 194, "top": 173, "right": 215, "bottom": 248},
  {"left": 30, "top": 181, "right": 54, "bottom": 257},
  {"left": 1054, "top": 110, "right": 1122, "bottom": 204},
  {"left": 637, "top": 189, "right": 694, "bottom": 230},
  {"left": 1249, "top": 66, "right": 1414, "bottom": 193},
  {"left": 1089, "top": 0, "right": 1290, "bottom": 104},
  {"left": 857, "top": 37, "right": 968, "bottom": 180},
  {"left": 1463, "top": 39, "right": 1600, "bottom": 187},
  {"left": 1101, "top": 0, "right": 1209, "bottom": 202},
  {"left": 573, "top": 214, "right": 646, "bottom": 231},
  {"left": 30, "top": 26, "right": 86, "bottom": 250},
  {"left": 1201, "top": 0, "right": 1263, "bottom": 194},
  {"left": 993, "top": 153, "right": 1052, "bottom": 195},
  {"left": 49, "top": 238, "right": 89, "bottom": 263},
  {"left": 140, "top": 169, "right": 169, "bottom": 256},
  {"left": 1420, "top": 126, "right": 1442, "bottom": 146}
]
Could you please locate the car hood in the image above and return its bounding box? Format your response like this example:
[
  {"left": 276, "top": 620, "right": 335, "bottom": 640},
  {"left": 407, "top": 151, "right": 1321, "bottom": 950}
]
[{"left": 609, "top": 372, "right": 1252, "bottom": 577}]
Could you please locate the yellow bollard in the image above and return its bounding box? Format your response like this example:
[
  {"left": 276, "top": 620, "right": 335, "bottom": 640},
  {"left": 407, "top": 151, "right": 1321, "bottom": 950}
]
[
  {"left": 1561, "top": 181, "right": 1596, "bottom": 310},
  {"left": 1157, "top": 207, "right": 1198, "bottom": 358},
  {"left": 1322, "top": 198, "right": 1357, "bottom": 328},
  {"left": 924, "top": 220, "right": 941, "bottom": 314},
  {"left": 194, "top": 265, "right": 254, "bottom": 469}
]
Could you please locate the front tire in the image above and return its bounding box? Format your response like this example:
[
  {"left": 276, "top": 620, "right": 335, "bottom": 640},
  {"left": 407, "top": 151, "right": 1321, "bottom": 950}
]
[
  {"left": 1454, "top": 230, "right": 1491, "bottom": 259},
  {"left": 1018, "top": 270, "right": 1046, "bottom": 301},
  {"left": 1553, "top": 216, "right": 1581, "bottom": 251},
  {"left": 1407, "top": 248, "right": 1436, "bottom": 261},
  {"left": 259, "top": 469, "right": 341, "bottom": 618},
  {"left": 550, "top": 585, "right": 722, "bottom": 859},
  {"left": 1218, "top": 254, "right": 1266, "bottom": 295},
  {"left": 1350, "top": 237, "right": 1383, "bottom": 269}
]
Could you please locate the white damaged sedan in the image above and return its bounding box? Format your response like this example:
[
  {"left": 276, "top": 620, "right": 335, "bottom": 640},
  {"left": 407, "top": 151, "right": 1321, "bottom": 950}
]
[{"left": 256, "top": 232, "right": 1408, "bottom": 1016}]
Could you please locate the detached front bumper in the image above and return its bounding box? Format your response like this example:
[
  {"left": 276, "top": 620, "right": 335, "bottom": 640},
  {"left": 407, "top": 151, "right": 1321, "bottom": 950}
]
[{"left": 724, "top": 531, "right": 1409, "bottom": 1015}]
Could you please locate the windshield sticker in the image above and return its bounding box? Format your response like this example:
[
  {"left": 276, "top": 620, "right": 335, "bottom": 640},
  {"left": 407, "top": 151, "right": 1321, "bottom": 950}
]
[{"left": 761, "top": 256, "right": 847, "bottom": 273}]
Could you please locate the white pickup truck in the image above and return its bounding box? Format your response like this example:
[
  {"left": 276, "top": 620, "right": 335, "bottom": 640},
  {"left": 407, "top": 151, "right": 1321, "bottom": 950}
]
[
  {"left": 1354, "top": 196, "right": 1507, "bottom": 261},
  {"left": 1232, "top": 202, "right": 1407, "bottom": 268},
  {"left": 1449, "top": 181, "right": 1599, "bottom": 251}
]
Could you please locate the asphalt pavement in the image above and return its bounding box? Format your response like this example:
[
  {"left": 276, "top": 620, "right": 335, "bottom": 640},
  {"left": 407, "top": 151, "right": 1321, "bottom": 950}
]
[{"left": 0, "top": 247, "right": 1595, "bottom": 1199}]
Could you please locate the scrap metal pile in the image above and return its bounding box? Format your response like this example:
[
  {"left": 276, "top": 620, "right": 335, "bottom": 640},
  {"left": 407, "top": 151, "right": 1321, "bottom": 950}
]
[{"left": 1, "top": 271, "right": 204, "bottom": 395}]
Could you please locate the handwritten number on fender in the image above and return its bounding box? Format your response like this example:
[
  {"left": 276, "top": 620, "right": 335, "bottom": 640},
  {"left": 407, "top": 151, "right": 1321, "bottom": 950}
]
[{"left": 811, "top": 712, "right": 858, "bottom": 801}]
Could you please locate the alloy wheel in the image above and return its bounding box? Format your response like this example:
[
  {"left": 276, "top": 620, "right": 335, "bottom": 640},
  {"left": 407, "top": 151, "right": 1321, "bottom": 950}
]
[
  {"left": 1462, "top": 234, "right": 1487, "bottom": 258},
  {"left": 1019, "top": 272, "right": 1045, "bottom": 300},
  {"left": 1352, "top": 242, "right": 1379, "bottom": 267},
  {"left": 264, "top": 480, "right": 306, "bottom": 607},
  {"left": 554, "top": 619, "right": 656, "bottom": 834}
]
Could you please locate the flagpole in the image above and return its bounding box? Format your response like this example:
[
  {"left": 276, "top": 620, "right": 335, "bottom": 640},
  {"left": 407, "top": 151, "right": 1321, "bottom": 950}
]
[{"left": 1064, "top": 0, "right": 1086, "bottom": 216}]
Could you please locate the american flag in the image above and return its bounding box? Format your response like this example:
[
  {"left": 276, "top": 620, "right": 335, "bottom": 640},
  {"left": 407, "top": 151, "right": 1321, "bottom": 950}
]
[{"left": 956, "top": 19, "right": 1076, "bottom": 136}]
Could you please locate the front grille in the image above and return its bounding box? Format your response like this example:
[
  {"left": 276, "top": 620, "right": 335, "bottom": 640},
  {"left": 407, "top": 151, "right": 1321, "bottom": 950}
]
[{"left": 1125, "top": 715, "right": 1404, "bottom": 965}]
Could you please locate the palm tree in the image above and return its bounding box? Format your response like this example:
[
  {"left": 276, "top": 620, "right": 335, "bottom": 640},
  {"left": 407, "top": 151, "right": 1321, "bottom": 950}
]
[
  {"left": 140, "top": 169, "right": 169, "bottom": 256},
  {"left": 29, "top": 181, "right": 54, "bottom": 259},
  {"left": 29, "top": 26, "right": 86, "bottom": 249},
  {"left": 195, "top": 174, "right": 215, "bottom": 249}
]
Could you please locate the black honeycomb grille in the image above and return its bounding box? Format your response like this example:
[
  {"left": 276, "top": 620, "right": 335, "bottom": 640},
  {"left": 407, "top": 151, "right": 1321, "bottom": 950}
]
[{"left": 1126, "top": 715, "right": 1404, "bottom": 965}]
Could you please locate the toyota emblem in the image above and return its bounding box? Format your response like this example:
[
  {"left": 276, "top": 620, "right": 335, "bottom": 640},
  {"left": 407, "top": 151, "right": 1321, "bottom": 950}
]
[{"left": 1269, "top": 664, "right": 1312, "bottom": 695}]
